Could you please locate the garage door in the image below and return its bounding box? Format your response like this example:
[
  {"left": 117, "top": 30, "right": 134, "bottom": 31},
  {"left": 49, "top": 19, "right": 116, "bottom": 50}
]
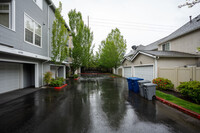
[
  {"left": 118, "top": 68, "right": 122, "bottom": 76},
  {"left": 124, "top": 67, "right": 132, "bottom": 78},
  {"left": 0, "top": 62, "right": 20, "bottom": 94},
  {"left": 134, "top": 65, "right": 153, "bottom": 82}
]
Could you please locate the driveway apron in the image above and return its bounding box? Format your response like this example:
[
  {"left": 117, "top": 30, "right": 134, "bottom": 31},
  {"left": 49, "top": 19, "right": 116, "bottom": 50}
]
[{"left": 0, "top": 74, "right": 199, "bottom": 133}]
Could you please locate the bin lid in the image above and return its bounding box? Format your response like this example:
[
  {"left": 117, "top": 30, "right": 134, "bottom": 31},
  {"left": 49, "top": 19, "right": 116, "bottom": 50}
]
[
  {"left": 128, "top": 77, "right": 144, "bottom": 81},
  {"left": 143, "top": 83, "right": 157, "bottom": 87},
  {"left": 138, "top": 80, "right": 151, "bottom": 84}
]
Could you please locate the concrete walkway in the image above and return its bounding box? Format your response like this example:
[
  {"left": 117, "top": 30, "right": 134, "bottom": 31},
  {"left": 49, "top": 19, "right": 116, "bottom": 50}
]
[{"left": 0, "top": 88, "right": 42, "bottom": 105}]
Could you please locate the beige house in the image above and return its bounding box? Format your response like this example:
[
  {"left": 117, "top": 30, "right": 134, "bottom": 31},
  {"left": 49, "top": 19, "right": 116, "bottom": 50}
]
[{"left": 121, "top": 14, "right": 200, "bottom": 88}]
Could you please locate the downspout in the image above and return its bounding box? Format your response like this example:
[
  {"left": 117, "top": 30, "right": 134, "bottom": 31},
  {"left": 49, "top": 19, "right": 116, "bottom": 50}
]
[
  {"left": 154, "top": 56, "right": 159, "bottom": 79},
  {"left": 42, "top": 3, "right": 52, "bottom": 86},
  {"left": 42, "top": 60, "right": 49, "bottom": 86},
  {"left": 48, "top": 3, "right": 53, "bottom": 58}
]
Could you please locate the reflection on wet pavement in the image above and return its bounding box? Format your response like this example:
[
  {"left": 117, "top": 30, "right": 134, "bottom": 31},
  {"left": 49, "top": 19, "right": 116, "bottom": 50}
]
[{"left": 0, "top": 74, "right": 199, "bottom": 133}]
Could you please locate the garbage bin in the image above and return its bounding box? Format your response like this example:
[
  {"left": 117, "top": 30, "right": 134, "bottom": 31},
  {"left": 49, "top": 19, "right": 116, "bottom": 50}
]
[
  {"left": 138, "top": 80, "right": 151, "bottom": 97},
  {"left": 143, "top": 83, "right": 157, "bottom": 100},
  {"left": 127, "top": 77, "right": 143, "bottom": 93},
  {"left": 127, "top": 78, "right": 134, "bottom": 91}
]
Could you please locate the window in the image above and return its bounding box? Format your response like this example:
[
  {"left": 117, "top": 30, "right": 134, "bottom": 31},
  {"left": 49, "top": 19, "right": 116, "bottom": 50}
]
[
  {"left": 162, "top": 43, "right": 170, "bottom": 51},
  {"left": 0, "top": 0, "right": 15, "bottom": 30},
  {"left": 24, "top": 14, "right": 42, "bottom": 47},
  {"left": 0, "top": 3, "right": 10, "bottom": 28},
  {"left": 33, "top": 0, "right": 43, "bottom": 10}
]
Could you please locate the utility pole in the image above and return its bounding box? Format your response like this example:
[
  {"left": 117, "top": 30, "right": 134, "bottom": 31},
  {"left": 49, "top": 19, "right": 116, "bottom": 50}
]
[{"left": 88, "top": 16, "right": 89, "bottom": 27}]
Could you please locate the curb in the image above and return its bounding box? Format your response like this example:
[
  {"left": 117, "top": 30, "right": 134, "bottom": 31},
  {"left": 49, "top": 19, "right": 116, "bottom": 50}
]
[
  {"left": 54, "top": 84, "right": 68, "bottom": 90},
  {"left": 80, "top": 73, "right": 109, "bottom": 75},
  {"left": 74, "top": 77, "right": 80, "bottom": 80},
  {"left": 156, "top": 96, "right": 200, "bottom": 120}
]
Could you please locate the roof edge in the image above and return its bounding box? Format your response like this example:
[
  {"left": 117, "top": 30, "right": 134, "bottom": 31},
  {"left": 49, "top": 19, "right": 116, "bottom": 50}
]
[
  {"left": 46, "top": 0, "right": 70, "bottom": 31},
  {"left": 131, "top": 51, "right": 156, "bottom": 61},
  {"left": 158, "top": 28, "right": 200, "bottom": 45}
]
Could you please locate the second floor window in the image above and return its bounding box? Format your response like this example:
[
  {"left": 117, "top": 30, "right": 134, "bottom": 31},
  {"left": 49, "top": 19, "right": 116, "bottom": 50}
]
[
  {"left": 162, "top": 43, "right": 170, "bottom": 51},
  {"left": 0, "top": 3, "right": 10, "bottom": 28},
  {"left": 24, "top": 14, "right": 42, "bottom": 47}
]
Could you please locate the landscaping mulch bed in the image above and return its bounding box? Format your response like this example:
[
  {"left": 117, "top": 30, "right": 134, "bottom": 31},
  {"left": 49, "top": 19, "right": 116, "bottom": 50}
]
[{"left": 160, "top": 90, "right": 198, "bottom": 104}]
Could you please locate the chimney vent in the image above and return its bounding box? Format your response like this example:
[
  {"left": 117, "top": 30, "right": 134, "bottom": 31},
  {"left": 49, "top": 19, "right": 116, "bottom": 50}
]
[{"left": 189, "top": 16, "right": 192, "bottom": 23}]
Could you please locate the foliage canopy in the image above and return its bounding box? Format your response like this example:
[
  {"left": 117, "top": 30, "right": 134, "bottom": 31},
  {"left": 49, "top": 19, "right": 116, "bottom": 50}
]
[
  {"left": 98, "top": 28, "right": 126, "bottom": 69},
  {"left": 68, "top": 9, "right": 94, "bottom": 70},
  {"left": 51, "top": 2, "right": 69, "bottom": 64}
]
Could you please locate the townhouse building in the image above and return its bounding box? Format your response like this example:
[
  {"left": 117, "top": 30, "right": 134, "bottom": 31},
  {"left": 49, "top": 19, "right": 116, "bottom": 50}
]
[{"left": 0, "top": 0, "right": 72, "bottom": 93}]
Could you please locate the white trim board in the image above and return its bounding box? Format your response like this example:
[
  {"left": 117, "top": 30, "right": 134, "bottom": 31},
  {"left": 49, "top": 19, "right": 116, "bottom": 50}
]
[
  {"left": 0, "top": 45, "right": 49, "bottom": 60},
  {"left": 131, "top": 51, "right": 156, "bottom": 61}
]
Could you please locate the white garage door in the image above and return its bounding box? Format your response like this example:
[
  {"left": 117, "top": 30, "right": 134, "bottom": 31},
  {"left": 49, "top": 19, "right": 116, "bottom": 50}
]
[
  {"left": 134, "top": 65, "right": 154, "bottom": 82},
  {"left": 124, "top": 67, "right": 132, "bottom": 78},
  {"left": 0, "top": 62, "right": 21, "bottom": 94}
]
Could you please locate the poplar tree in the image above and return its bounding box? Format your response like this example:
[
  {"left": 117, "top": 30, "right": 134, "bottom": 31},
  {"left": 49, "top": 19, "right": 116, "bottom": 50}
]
[
  {"left": 68, "top": 9, "right": 94, "bottom": 70},
  {"left": 51, "top": 2, "right": 69, "bottom": 64}
]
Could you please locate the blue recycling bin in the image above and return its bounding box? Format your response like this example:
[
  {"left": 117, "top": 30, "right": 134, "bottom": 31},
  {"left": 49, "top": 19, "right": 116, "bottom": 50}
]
[
  {"left": 127, "top": 77, "right": 144, "bottom": 93},
  {"left": 127, "top": 78, "right": 134, "bottom": 91}
]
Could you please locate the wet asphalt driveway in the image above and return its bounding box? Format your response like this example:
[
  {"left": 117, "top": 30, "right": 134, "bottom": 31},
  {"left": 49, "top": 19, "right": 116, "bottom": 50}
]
[{"left": 0, "top": 74, "right": 200, "bottom": 133}]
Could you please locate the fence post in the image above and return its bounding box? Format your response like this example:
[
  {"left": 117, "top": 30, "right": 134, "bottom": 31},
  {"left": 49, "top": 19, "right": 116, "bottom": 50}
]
[
  {"left": 192, "top": 67, "right": 196, "bottom": 81},
  {"left": 175, "top": 67, "right": 178, "bottom": 89}
]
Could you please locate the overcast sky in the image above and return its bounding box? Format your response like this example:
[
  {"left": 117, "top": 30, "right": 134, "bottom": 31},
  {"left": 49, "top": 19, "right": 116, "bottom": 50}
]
[{"left": 52, "top": 0, "right": 200, "bottom": 53}]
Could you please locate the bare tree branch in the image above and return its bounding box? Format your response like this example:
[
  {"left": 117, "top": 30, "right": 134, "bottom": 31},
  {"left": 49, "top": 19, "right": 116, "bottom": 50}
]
[{"left": 178, "top": 0, "right": 200, "bottom": 8}]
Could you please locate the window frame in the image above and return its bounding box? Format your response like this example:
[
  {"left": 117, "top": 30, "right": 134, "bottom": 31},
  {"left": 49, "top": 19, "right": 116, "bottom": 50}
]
[
  {"left": 0, "top": 2, "right": 11, "bottom": 29},
  {"left": 24, "top": 13, "right": 42, "bottom": 48},
  {"left": 33, "top": 0, "right": 43, "bottom": 10},
  {"left": 162, "top": 42, "right": 170, "bottom": 51},
  {"left": 0, "top": 0, "right": 16, "bottom": 31}
]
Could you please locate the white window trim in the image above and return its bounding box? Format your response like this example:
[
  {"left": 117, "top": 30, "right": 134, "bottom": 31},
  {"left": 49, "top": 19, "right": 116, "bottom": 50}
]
[
  {"left": 12, "top": 0, "right": 15, "bottom": 31},
  {"left": 162, "top": 42, "right": 170, "bottom": 51},
  {"left": 0, "top": 0, "right": 15, "bottom": 31},
  {"left": 24, "top": 13, "right": 42, "bottom": 48},
  {"left": 0, "top": 3, "right": 12, "bottom": 29},
  {"left": 33, "top": 0, "right": 43, "bottom": 10}
]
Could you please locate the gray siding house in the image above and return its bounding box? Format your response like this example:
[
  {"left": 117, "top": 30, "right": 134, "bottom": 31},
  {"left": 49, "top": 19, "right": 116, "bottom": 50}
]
[{"left": 0, "top": 0, "right": 71, "bottom": 94}]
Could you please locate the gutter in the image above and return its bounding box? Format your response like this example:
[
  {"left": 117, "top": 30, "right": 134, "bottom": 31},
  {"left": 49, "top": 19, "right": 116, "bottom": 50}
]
[
  {"left": 47, "top": 3, "right": 53, "bottom": 58},
  {"left": 41, "top": 2, "right": 53, "bottom": 87},
  {"left": 46, "top": 0, "right": 70, "bottom": 31}
]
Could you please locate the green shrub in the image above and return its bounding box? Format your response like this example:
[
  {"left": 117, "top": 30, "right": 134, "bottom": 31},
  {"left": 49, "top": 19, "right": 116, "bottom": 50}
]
[
  {"left": 73, "top": 74, "right": 79, "bottom": 78},
  {"left": 177, "top": 81, "right": 200, "bottom": 104},
  {"left": 49, "top": 77, "right": 65, "bottom": 87},
  {"left": 56, "top": 77, "right": 65, "bottom": 82},
  {"left": 44, "top": 71, "right": 53, "bottom": 85},
  {"left": 153, "top": 77, "right": 174, "bottom": 90}
]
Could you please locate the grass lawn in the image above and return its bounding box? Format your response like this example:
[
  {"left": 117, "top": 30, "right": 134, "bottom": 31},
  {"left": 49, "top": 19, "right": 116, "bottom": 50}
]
[{"left": 156, "top": 90, "right": 200, "bottom": 114}]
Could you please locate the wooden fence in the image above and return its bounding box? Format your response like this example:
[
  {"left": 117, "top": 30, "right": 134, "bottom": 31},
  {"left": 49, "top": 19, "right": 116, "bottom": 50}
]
[{"left": 158, "top": 67, "right": 200, "bottom": 90}]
